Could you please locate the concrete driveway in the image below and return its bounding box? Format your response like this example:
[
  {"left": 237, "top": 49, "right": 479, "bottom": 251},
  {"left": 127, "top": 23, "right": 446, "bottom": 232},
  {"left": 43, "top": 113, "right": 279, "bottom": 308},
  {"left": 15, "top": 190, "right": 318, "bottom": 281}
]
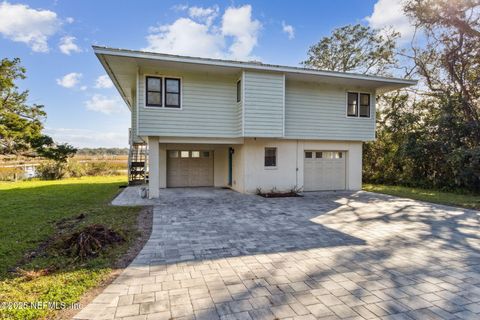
[{"left": 74, "top": 188, "right": 480, "bottom": 320}]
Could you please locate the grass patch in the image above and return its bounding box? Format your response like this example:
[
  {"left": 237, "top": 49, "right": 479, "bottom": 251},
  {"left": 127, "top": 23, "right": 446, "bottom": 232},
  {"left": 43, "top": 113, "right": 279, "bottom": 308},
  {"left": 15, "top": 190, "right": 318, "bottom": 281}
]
[
  {"left": 363, "top": 184, "right": 480, "bottom": 210},
  {"left": 0, "top": 176, "right": 142, "bottom": 319}
]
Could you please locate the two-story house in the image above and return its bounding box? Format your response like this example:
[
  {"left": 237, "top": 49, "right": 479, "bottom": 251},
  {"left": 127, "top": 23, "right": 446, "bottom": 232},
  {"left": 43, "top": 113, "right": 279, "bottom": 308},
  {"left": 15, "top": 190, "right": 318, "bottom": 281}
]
[{"left": 93, "top": 46, "right": 416, "bottom": 198}]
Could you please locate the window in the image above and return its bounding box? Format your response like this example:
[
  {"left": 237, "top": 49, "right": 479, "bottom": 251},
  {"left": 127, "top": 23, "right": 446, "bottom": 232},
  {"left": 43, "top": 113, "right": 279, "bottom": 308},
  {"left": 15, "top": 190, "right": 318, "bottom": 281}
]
[
  {"left": 347, "top": 92, "right": 371, "bottom": 118},
  {"left": 322, "top": 152, "right": 343, "bottom": 159},
  {"left": 169, "top": 150, "right": 179, "bottom": 158},
  {"left": 305, "top": 151, "right": 313, "bottom": 159},
  {"left": 236, "top": 80, "right": 241, "bottom": 102},
  {"left": 264, "top": 147, "right": 277, "bottom": 167},
  {"left": 180, "top": 151, "right": 189, "bottom": 158},
  {"left": 165, "top": 78, "right": 180, "bottom": 108},
  {"left": 191, "top": 151, "right": 200, "bottom": 158},
  {"left": 315, "top": 152, "right": 323, "bottom": 159},
  {"left": 146, "top": 76, "right": 162, "bottom": 107},
  {"left": 360, "top": 93, "right": 370, "bottom": 117},
  {"left": 347, "top": 92, "right": 358, "bottom": 117},
  {"left": 201, "top": 151, "right": 210, "bottom": 158}
]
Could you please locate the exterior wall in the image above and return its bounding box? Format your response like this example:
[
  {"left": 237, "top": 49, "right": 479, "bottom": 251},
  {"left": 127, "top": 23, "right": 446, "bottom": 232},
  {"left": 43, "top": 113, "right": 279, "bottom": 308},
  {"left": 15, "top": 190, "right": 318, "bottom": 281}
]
[
  {"left": 241, "top": 138, "right": 362, "bottom": 193},
  {"left": 230, "top": 144, "right": 245, "bottom": 193},
  {"left": 285, "top": 80, "right": 376, "bottom": 141},
  {"left": 148, "top": 137, "right": 160, "bottom": 198},
  {"left": 137, "top": 69, "right": 241, "bottom": 138},
  {"left": 243, "top": 71, "right": 284, "bottom": 137}
]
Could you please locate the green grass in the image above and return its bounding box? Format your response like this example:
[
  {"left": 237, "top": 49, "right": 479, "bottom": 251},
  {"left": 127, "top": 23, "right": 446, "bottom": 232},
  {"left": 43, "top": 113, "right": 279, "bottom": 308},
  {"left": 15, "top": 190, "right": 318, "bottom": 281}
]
[
  {"left": 0, "top": 176, "right": 142, "bottom": 319},
  {"left": 363, "top": 184, "right": 480, "bottom": 210}
]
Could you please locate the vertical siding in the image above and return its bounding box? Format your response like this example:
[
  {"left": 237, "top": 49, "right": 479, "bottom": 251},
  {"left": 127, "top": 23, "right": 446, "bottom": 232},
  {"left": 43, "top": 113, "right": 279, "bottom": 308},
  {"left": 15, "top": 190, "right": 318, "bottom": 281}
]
[
  {"left": 137, "top": 70, "right": 241, "bottom": 137},
  {"left": 243, "top": 71, "right": 284, "bottom": 137},
  {"left": 285, "top": 80, "right": 376, "bottom": 141}
]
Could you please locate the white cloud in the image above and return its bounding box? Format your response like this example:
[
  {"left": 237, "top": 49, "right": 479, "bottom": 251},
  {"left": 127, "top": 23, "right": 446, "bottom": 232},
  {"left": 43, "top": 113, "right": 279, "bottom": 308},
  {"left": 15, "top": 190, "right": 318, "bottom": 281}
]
[
  {"left": 44, "top": 127, "right": 127, "bottom": 148},
  {"left": 59, "top": 35, "right": 81, "bottom": 54},
  {"left": 0, "top": 1, "right": 60, "bottom": 52},
  {"left": 281, "top": 21, "right": 294, "bottom": 39},
  {"left": 85, "top": 94, "right": 123, "bottom": 114},
  {"left": 221, "top": 5, "right": 261, "bottom": 60},
  {"left": 144, "top": 5, "right": 261, "bottom": 61},
  {"left": 366, "top": 0, "right": 415, "bottom": 41},
  {"left": 56, "top": 72, "right": 82, "bottom": 88},
  {"left": 95, "top": 74, "right": 114, "bottom": 89},
  {"left": 65, "top": 17, "right": 74, "bottom": 24}
]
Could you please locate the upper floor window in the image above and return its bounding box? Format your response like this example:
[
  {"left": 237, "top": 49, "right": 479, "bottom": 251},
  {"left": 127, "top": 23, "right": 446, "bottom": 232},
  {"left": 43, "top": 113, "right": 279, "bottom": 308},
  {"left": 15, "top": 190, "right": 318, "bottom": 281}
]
[
  {"left": 264, "top": 147, "right": 277, "bottom": 167},
  {"left": 145, "top": 76, "right": 181, "bottom": 108},
  {"left": 237, "top": 80, "right": 241, "bottom": 102},
  {"left": 165, "top": 78, "right": 181, "bottom": 108},
  {"left": 347, "top": 92, "right": 370, "bottom": 118},
  {"left": 146, "top": 76, "right": 162, "bottom": 107}
]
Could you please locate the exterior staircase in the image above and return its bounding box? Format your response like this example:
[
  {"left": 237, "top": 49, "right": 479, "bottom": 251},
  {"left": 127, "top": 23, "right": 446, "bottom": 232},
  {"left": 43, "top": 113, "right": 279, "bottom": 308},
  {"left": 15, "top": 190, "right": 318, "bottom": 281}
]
[{"left": 128, "top": 143, "right": 148, "bottom": 185}]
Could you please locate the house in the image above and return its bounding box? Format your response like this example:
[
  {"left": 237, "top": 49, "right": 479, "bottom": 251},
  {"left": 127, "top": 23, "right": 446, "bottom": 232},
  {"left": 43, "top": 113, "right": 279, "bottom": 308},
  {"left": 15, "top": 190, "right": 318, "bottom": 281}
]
[{"left": 93, "top": 46, "right": 416, "bottom": 198}]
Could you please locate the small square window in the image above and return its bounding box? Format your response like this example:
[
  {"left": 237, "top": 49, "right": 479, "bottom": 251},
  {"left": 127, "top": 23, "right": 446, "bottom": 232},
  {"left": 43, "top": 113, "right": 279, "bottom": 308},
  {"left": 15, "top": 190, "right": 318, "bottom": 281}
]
[
  {"left": 315, "top": 152, "right": 322, "bottom": 159},
  {"left": 201, "top": 151, "right": 210, "bottom": 158},
  {"left": 305, "top": 151, "right": 313, "bottom": 159},
  {"left": 264, "top": 147, "right": 277, "bottom": 167},
  {"left": 337, "top": 152, "right": 343, "bottom": 159},
  {"left": 180, "top": 151, "right": 189, "bottom": 158},
  {"left": 169, "top": 150, "right": 179, "bottom": 158},
  {"left": 191, "top": 151, "right": 200, "bottom": 158}
]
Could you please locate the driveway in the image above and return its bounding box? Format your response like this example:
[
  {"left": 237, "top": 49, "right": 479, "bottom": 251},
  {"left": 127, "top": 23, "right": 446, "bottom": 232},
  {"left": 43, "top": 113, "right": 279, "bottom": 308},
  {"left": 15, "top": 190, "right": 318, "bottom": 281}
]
[{"left": 74, "top": 188, "right": 480, "bottom": 320}]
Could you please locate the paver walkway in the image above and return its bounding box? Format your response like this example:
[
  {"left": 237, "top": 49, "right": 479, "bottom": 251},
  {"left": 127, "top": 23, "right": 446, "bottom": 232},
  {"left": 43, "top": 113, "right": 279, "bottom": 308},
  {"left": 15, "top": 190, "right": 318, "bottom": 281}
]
[{"left": 74, "top": 188, "right": 480, "bottom": 320}]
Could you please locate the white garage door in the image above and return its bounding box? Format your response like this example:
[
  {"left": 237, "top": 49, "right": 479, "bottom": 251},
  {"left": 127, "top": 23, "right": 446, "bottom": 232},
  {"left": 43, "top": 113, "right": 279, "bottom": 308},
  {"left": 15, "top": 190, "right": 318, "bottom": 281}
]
[
  {"left": 167, "top": 150, "right": 214, "bottom": 187},
  {"left": 304, "top": 151, "right": 346, "bottom": 191}
]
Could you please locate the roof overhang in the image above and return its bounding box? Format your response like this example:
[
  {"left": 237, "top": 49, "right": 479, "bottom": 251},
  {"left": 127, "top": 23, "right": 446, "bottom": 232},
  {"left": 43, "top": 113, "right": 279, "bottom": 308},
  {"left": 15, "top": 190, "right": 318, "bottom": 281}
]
[{"left": 93, "top": 46, "right": 418, "bottom": 110}]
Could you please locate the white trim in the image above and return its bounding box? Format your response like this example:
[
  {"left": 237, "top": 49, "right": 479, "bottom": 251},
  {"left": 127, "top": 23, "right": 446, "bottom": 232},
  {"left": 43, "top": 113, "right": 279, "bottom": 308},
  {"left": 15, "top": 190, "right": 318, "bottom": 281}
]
[
  {"left": 282, "top": 73, "right": 286, "bottom": 137},
  {"left": 93, "top": 46, "right": 417, "bottom": 87},
  {"left": 144, "top": 73, "right": 183, "bottom": 110},
  {"left": 136, "top": 68, "right": 140, "bottom": 141},
  {"left": 344, "top": 91, "right": 373, "bottom": 119}
]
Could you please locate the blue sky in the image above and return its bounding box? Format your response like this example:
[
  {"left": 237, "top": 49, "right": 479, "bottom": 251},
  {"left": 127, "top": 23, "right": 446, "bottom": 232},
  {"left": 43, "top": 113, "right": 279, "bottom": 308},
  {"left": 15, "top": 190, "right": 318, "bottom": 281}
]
[{"left": 0, "top": 0, "right": 411, "bottom": 147}]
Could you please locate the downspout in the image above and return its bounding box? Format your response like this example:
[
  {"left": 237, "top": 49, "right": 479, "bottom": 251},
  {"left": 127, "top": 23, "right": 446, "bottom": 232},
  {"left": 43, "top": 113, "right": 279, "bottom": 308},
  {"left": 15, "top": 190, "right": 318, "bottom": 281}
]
[{"left": 295, "top": 139, "right": 299, "bottom": 187}]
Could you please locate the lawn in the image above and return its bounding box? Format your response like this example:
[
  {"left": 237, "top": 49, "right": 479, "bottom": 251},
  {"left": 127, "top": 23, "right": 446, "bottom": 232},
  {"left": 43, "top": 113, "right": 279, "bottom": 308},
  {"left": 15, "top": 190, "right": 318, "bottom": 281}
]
[
  {"left": 363, "top": 184, "right": 480, "bottom": 210},
  {"left": 0, "top": 176, "right": 143, "bottom": 319}
]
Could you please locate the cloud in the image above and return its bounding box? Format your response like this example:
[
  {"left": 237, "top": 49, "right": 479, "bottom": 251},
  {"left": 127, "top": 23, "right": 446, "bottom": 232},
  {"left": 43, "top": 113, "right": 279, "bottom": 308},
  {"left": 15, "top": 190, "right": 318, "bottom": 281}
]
[
  {"left": 59, "top": 35, "right": 81, "bottom": 54},
  {"left": 281, "top": 21, "right": 294, "bottom": 39},
  {"left": 85, "top": 94, "right": 123, "bottom": 114},
  {"left": 56, "top": 72, "right": 82, "bottom": 88},
  {"left": 144, "top": 5, "right": 261, "bottom": 61},
  {"left": 221, "top": 5, "right": 261, "bottom": 60},
  {"left": 44, "top": 127, "right": 127, "bottom": 148},
  {"left": 0, "top": 1, "right": 60, "bottom": 52},
  {"left": 95, "top": 75, "right": 114, "bottom": 89},
  {"left": 65, "top": 17, "right": 74, "bottom": 24},
  {"left": 366, "top": 0, "right": 415, "bottom": 41}
]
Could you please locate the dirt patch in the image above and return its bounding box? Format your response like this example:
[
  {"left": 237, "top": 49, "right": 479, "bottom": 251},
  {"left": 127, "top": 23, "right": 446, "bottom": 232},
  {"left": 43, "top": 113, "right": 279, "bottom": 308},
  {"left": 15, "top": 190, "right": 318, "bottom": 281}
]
[
  {"left": 257, "top": 191, "right": 303, "bottom": 198},
  {"left": 55, "top": 206, "right": 153, "bottom": 320}
]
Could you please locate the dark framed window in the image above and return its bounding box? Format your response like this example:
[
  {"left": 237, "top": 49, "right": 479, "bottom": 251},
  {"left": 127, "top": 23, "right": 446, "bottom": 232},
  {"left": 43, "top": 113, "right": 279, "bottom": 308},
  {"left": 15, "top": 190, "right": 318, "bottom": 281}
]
[
  {"left": 146, "top": 76, "right": 162, "bottom": 107},
  {"left": 347, "top": 92, "right": 358, "bottom": 117},
  {"left": 165, "top": 78, "right": 181, "bottom": 108},
  {"left": 264, "top": 147, "right": 277, "bottom": 167},
  {"left": 359, "top": 93, "right": 370, "bottom": 117},
  {"left": 236, "top": 80, "right": 241, "bottom": 102},
  {"left": 305, "top": 151, "right": 313, "bottom": 159}
]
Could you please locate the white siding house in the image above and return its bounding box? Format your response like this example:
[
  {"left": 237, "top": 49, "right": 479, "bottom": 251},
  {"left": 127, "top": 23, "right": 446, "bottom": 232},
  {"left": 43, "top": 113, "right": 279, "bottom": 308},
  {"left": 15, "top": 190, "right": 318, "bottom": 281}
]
[{"left": 94, "top": 46, "right": 416, "bottom": 198}]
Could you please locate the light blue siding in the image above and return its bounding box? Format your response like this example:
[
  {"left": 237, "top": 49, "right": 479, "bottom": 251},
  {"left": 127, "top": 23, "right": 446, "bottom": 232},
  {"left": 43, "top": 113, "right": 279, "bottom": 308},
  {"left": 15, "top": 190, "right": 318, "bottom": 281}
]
[
  {"left": 285, "top": 80, "right": 376, "bottom": 141},
  {"left": 137, "top": 70, "right": 241, "bottom": 137},
  {"left": 243, "top": 71, "right": 284, "bottom": 137}
]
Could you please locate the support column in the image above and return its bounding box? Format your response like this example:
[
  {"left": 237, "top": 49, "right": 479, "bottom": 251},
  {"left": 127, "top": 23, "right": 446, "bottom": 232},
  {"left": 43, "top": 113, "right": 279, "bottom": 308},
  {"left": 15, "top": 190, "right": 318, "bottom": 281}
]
[
  {"left": 159, "top": 144, "right": 167, "bottom": 188},
  {"left": 148, "top": 136, "right": 160, "bottom": 198}
]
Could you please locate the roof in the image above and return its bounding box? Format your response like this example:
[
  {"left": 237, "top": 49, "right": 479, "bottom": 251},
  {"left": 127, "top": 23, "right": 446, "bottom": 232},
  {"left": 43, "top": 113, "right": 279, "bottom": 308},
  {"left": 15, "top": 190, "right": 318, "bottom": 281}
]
[{"left": 93, "top": 45, "right": 417, "bottom": 109}]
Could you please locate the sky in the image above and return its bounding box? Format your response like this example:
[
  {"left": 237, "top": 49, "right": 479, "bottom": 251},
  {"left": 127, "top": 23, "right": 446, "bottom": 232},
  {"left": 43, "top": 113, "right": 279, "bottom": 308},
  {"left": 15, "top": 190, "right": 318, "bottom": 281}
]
[{"left": 0, "top": 0, "right": 414, "bottom": 148}]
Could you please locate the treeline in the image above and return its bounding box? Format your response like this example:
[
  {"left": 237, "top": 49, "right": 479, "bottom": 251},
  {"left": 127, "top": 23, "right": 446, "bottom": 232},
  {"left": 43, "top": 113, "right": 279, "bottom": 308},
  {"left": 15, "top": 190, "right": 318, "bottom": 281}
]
[
  {"left": 76, "top": 148, "right": 129, "bottom": 156},
  {"left": 303, "top": 0, "right": 479, "bottom": 192}
]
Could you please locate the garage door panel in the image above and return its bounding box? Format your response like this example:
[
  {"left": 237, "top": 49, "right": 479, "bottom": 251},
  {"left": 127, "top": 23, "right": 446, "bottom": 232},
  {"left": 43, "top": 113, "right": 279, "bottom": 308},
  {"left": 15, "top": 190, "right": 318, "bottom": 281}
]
[
  {"left": 304, "top": 151, "right": 346, "bottom": 191},
  {"left": 167, "top": 150, "right": 214, "bottom": 187}
]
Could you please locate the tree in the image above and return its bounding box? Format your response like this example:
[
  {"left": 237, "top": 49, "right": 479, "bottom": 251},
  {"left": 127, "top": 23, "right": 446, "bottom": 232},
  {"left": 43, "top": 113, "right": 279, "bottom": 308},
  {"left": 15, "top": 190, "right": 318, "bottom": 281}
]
[
  {"left": 0, "top": 58, "right": 47, "bottom": 155},
  {"left": 302, "top": 24, "right": 399, "bottom": 75}
]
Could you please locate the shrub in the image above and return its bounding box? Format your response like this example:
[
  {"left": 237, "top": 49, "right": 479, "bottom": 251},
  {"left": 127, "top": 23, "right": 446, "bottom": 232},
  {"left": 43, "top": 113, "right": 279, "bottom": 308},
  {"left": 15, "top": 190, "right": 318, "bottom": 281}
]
[
  {"left": 36, "top": 161, "right": 67, "bottom": 180},
  {"left": 0, "top": 167, "right": 23, "bottom": 181},
  {"left": 65, "top": 160, "right": 86, "bottom": 178}
]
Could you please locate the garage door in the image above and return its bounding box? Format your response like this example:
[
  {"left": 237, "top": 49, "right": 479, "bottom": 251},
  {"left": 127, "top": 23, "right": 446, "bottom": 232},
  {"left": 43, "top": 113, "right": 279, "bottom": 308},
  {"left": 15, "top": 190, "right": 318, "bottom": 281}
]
[
  {"left": 167, "top": 150, "right": 214, "bottom": 187},
  {"left": 304, "top": 151, "right": 346, "bottom": 191}
]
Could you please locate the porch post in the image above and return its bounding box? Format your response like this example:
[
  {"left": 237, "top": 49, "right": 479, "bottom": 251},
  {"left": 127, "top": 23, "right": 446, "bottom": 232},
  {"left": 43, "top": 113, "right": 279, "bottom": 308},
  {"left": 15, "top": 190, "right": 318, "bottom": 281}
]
[{"left": 148, "top": 136, "right": 160, "bottom": 198}]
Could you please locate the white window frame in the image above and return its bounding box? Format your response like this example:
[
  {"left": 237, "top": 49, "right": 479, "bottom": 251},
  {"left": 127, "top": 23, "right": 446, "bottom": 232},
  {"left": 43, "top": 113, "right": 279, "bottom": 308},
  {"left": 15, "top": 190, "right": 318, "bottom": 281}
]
[
  {"left": 345, "top": 91, "right": 372, "bottom": 119},
  {"left": 144, "top": 74, "right": 183, "bottom": 110}
]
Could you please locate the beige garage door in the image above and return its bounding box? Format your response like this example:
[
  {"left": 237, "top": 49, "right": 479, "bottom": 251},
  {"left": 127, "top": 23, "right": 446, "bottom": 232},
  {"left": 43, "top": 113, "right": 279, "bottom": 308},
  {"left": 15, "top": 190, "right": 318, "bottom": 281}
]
[
  {"left": 304, "top": 151, "right": 346, "bottom": 191},
  {"left": 167, "top": 150, "right": 214, "bottom": 187}
]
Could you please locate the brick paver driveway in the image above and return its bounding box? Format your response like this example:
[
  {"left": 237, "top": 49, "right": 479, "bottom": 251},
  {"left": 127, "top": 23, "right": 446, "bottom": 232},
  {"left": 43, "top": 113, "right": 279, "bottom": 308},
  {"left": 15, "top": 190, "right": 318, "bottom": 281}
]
[{"left": 74, "top": 189, "right": 480, "bottom": 320}]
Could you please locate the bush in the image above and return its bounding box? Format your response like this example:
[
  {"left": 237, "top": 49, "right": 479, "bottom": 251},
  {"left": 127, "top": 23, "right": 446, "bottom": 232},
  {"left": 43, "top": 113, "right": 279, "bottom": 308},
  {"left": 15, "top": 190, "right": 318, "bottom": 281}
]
[
  {"left": 36, "top": 161, "right": 67, "bottom": 180},
  {"left": 0, "top": 167, "right": 23, "bottom": 181},
  {"left": 65, "top": 160, "right": 86, "bottom": 178},
  {"left": 84, "top": 161, "right": 122, "bottom": 176}
]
